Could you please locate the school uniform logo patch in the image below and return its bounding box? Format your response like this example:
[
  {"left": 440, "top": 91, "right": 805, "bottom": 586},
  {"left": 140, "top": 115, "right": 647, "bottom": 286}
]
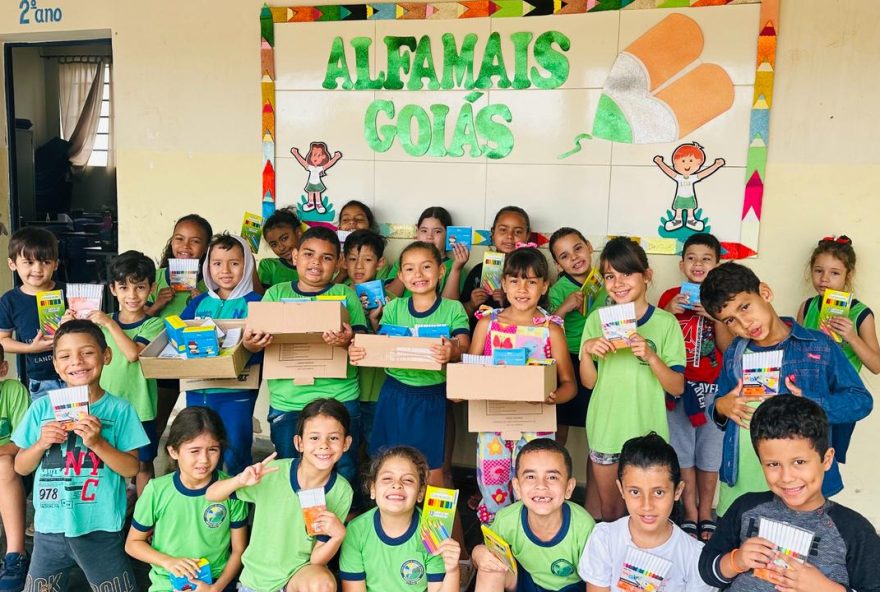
[
  {"left": 400, "top": 559, "right": 425, "bottom": 585},
  {"left": 203, "top": 503, "right": 228, "bottom": 528},
  {"left": 551, "top": 558, "right": 575, "bottom": 577}
]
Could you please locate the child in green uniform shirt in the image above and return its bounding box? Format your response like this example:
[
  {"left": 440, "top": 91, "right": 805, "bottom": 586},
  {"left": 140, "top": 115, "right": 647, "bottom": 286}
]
[
  {"left": 797, "top": 235, "right": 880, "bottom": 459},
  {"left": 82, "top": 251, "right": 166, "bottom": 496},
  {"left": 207, "top": 399, "right": 353, "bottom": 592},
  {"left": 146, "top": 214, "right": 213, "bottom": 452},
  {"left": 251, "top": 226, "right": 367, "bottom": 486},
  {"left": 257, "top": 207, "right": 302, "bottom": 289},
  {"left": 0, "top": 345, "right": 30, "bottom": 591},
  {"left": 473, "top": 438, "right": 595, "bottom": 592},
  {"left": 341, "top": 229, "right": 395, "bottom": 448},
  {"left": 13, "top": 321, "right": 148, "bottom": 590},
  {"left": 548, "top": 229, "right": 608, "bottom": 439},
  {"left": 385, "top": 207, "right": 470, "bottom": 301},
  {"left": 341, "top": 446, "right": 460, "bottom": 592},
  {"left": 127, "top": 407, "right": 248, "bottom": 592},
  {"left": 580, "top": 238, "right": 686, "bottom": 521}
]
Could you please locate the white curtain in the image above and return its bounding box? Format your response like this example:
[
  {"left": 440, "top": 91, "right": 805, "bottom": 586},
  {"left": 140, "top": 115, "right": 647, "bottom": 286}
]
[{"left": 58, "top": 60, "right": 105, "bottom": 168}]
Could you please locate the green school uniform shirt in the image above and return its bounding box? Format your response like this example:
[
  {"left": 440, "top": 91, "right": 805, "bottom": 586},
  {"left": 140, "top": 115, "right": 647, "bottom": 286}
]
[
  {"left": 548, "top": 272, "right": 609, "bottom": 353},
  {"left": 0, "top": 379, "right": 29, "bottom": 446},
  {"left": 100, "top": 315, "right": 165, "bottom": 422},
  {"left": 492, "top": 501, "right": 594, "bottom": 591},
  {"left": 262, "top": 282, "right": 367, "bottom": 411},
  {"left": 150, "top": 268, "right": 208, "bottom": 319},
  {"left": 803, "top": 295, "right": 872, "bottom": 372},
  {"left": 236, "top": 458, "right": 353, "bottom": 592},
  {"left": 340, "top": 508, "right": 445, "bottom": 591},
  {"left": 379, "top": 297, "right": 469, "bottom": 386},
  {"left": 132, "top": 471, "right": 248, "bottom": 592},
  {"left": 580, "top": 305, "right": 686, "bottom": 454},
  {"left": 258, "top": 257, "right": 299, "bottom": 288},
  {"left": 716, "top": 344, "right": 776, "bottom": 516},
  {"left": 12, "top": 392, "right": 149, "bottom": 536}
]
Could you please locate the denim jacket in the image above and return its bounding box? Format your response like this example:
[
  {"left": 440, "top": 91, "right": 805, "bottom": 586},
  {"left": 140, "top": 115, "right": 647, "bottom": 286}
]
[{"left": 708, "top": 319, "right": 873, "bottom": 495}]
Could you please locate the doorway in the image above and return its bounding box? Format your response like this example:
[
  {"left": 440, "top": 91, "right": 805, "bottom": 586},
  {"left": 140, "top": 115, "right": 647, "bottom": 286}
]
[{"left": 5, "top": 38, "right": 118, "bottom": 287}]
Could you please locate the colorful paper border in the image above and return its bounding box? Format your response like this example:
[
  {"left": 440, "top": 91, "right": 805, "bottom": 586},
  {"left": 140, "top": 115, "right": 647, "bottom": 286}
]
[{"left": 259, "top": 0, "right": 773, "bottom": 259}]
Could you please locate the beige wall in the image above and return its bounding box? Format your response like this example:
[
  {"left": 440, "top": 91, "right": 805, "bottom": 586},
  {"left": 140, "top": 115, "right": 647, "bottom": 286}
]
[{"left": 0, "top": 0, "right": 878, "bottom": 523}]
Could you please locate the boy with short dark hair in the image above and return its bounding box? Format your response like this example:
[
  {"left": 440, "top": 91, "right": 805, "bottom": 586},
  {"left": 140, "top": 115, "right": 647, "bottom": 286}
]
[
  {"left": 699, "top": 395, "right": 880, "bottom": 591},
  {"left": 658, "top": 232, "right": 731, "bottom": 540},
  {"left": 342, "top": 229, "right": 394, "bottom": 446},
  {"left": 0, "top": 227, "right": 65, "bottom": 400},
  {"left": 472, "top": 438, "right": 595, "bottom": 592},
  {"left": 83, "top": 250, "right": 165, "bottom": 496},
  {"left": 700, "top": 262, "right": 872, "bottom": 516},
  {"left": 249, "top": 226, "right": 367, "bottom": 484},
  {"left": 0, "top": 344, "right": 30, "bottom": 592},
  {"left": 12, "top": 320, "right": 148, "bottom": 590}
]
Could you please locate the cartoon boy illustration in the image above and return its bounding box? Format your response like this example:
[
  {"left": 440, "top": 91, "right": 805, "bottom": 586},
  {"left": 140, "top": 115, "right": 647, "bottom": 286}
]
[
  {"left": 653, "top": 142, "right": 725, "bottom": 231},
  {"left": 290, "top": 141, "right": 343, "bottom": 214}
]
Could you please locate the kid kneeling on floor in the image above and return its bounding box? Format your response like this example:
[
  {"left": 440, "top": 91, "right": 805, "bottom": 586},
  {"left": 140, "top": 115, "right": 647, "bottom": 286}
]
[
  {"left": 699, "top": 262, "right": 872, "bottom": 517},
  {"left": 207, "top": 398, "right": 353, "bottom": 592},
  {"left": 699, "top": 395, "right": 880, "bottom": 591},
  {"left": 473, "top": 438, "right": 594, "bottom": 592},
  {"left": 12, "top": 320, "right": 148, "bottom": 591},
  {"left": 180, "top": 233, "right": 265, "bottom": 476},
  {"left": 340, "top": 446, "right": 460, "bottom": 591},
  {"left": 657, "top": 233, "right": 731, "bottom": 540}
]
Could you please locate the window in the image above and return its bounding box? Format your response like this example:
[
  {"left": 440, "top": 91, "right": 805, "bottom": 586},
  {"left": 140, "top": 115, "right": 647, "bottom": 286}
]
[{"left": 87, "top": 63, "right": 111, "bottom": 167}]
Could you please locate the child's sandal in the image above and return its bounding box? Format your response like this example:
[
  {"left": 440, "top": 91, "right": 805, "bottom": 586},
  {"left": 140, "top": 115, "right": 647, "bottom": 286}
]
[
  {"left": 699, "top": 520, "right": 717, "bottom": 541},
  {"left": 680, "top": 520, "right": 699, "bottom": 539}
]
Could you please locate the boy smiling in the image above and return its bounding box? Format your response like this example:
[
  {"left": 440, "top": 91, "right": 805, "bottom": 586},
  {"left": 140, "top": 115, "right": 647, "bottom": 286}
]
[{"left": 699, "top": 396, "right": 880, "bottom": 591}]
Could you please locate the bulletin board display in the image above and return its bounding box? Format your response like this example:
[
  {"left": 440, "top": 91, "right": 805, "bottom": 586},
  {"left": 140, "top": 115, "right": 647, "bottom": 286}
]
[{"left": 259, "top": 0, "right": 778, "bottom": 258}]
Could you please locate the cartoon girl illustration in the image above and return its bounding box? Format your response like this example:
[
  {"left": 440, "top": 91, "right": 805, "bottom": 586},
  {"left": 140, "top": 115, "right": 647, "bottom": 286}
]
[
  {"left": 653, "top": 142, "right": 725, "bottom": 231},
  {"left": 290, "top": 141, "right": 343, "bottom": 214}
]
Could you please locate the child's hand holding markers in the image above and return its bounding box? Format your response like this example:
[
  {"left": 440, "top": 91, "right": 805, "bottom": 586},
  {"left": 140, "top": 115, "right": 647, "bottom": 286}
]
[
  {"left": 715, "top": 379, "right": 767, "bottom": 428},
  {"left": 74, "top": 415, "right": 104, "bottom": 449},
  {"left": 323, "top": 323, "right": 354, "bottom": 348},
  {"left": 581, "top": 336, "right": 615, "bottom": 359},
  {"left": 824, "top": 316, "right": 856, "bottom": 343},
  {"left": 154, "top": 287, "right": 175, "bottom": 309},
  {"left": 558, "top": 290, "right": 584, "bottom": 317},
  {"left": 312, "top": 510, "right": 345, "bottom": 539},
  {"left": 730, "top": 537, "right": 775, "bottom": 572},
  {"left": 237, "top": 452, "right": 279, "bottom": 487},
  {"left": 27, "top": 330, "right": 55, "bottom": 353},
  {"left": 629, "top": 333, "right": 656, "bottom": 363},
  {"left": 664, "top": 293, "right": 689, "bottom": 315},
  {"left": 37, "top": 421, "right": 67, "bottom": 450},
  {"left": 767, "top": 553, "right": 838, "bottom": 592}
]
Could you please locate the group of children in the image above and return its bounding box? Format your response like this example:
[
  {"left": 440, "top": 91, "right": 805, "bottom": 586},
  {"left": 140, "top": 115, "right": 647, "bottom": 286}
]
[{"left": 0, "top": 198, "right": 877, "bottom": 592}]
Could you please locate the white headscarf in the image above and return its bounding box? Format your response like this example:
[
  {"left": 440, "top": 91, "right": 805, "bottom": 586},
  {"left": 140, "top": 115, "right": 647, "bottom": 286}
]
[{"left": 202, "top": 234, "right": 256, "bottom": 301}]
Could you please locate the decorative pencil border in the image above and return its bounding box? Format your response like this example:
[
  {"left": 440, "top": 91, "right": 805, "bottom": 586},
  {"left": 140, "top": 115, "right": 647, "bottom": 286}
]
[{"left": 259, "top": 0, "right": 775, "bottom": 259}]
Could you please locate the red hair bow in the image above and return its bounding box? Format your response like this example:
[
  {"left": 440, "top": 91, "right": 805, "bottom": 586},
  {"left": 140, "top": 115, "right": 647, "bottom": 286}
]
[
  {"left": 515, "top": 241, "right": 538, "bottom": 249},
  {"left": 820, "top": 235, "right": 852, "bottom": 245}
]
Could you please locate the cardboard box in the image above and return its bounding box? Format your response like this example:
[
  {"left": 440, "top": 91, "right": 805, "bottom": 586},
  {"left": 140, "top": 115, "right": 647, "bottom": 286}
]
[
  {"left": 140, "top": 320, "right": 249, "bottom": 379},
  {"left": 165, "top": 316, "right": 220, "bottom": 358},
  {"left": 467, "top": 400, "right": 556, "bottom": 440},
  {"left": 446, "top": 363, "right": 556, "bottom": 402},
  {"left": 248, "top": 301, "right": 350, "bottom": 384},
  {"left": 351, "top": 334, "right": 442, "bottom": 371},
  {"left": 180, "top": 363, "right": 261, "bottom": 391}
]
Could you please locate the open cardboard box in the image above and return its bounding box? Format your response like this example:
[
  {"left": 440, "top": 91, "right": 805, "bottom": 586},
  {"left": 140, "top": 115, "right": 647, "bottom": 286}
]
[
  {"left": 351, "top": 334, "right": 442, "bottom": 371},
  {"left": 446, "top": 363, "right": 556, "bottom": 402},
  {"left": 467, "top": 400, "right": 556, "bottom": 440},
  {"left": 140, "top": 320, "right": 249, "bottom": 379},
  {"left": 180, "top": 363, "right": 261, "bottom": 391},
  {"left": 248, "top": 301, "right": 349, "bottom": 384}
]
